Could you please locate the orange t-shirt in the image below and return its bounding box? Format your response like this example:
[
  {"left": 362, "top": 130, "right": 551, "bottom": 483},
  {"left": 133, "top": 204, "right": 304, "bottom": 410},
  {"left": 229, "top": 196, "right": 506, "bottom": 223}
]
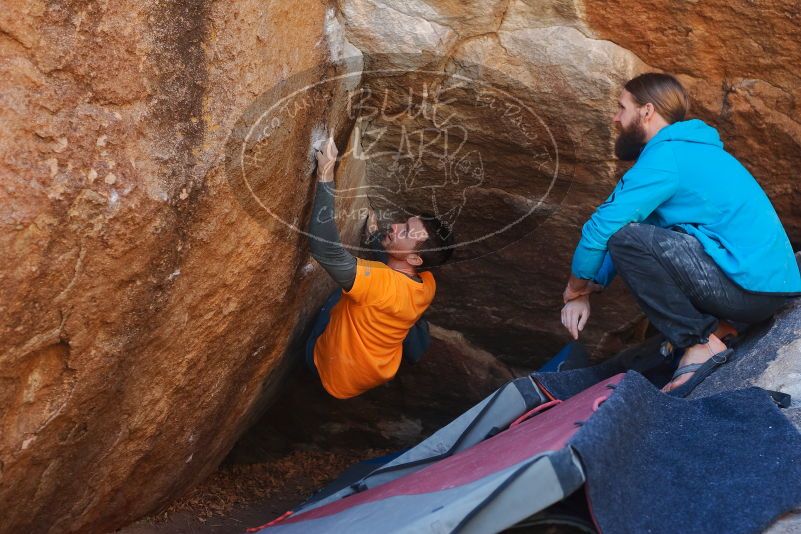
[{"left": 313, "top": 259, "right": 436, "bottom": 399}]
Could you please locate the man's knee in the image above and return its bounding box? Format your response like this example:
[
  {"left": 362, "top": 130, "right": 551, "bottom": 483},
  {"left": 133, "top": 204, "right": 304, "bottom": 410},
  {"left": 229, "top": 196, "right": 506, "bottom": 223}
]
[{"left": 608, "top": 223, "right": 647, "bottom": 258}]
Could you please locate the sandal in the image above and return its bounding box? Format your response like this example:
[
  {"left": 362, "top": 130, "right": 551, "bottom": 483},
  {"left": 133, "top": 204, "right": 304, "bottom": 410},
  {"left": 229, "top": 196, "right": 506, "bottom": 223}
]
[{"left": 666, "top": 348, "right": 734, "bottom": 398}]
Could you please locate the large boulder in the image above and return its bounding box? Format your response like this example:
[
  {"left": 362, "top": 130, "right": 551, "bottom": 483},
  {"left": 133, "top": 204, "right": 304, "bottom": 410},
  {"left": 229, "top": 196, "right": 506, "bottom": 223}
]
[
  {"left": 583, "top": 0, "right": 801, "bottom": 241},
  {"left": 334, "top": 0, "right": 801, "bottom": 365},
  {"left": 334, "top": 0, "right": 658, "bottom": 364},
  {"left": 0, "top": 1, "right": 362, "bottom": 532}
]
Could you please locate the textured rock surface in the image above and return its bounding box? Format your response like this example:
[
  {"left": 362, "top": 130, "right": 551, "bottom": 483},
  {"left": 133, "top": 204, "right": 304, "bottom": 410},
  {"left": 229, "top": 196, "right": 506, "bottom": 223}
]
[
  {"left": 0, "top": 1, "right": 360, "bottom": 532},
  {"left": 337, "top": 0, "right": 649, "bottom": 363},
  {"left": 584, "top": 0, "right": 801, "bottom": 242},
  {"left": 335, "top": 0, "right": 801, "bottom": 363}
]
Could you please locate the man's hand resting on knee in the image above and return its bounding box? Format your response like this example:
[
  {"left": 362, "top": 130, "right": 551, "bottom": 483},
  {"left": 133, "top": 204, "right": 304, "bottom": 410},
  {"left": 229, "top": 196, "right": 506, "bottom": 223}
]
[{"left": 561, "top": 295, "right": 590, "bottom": 340}]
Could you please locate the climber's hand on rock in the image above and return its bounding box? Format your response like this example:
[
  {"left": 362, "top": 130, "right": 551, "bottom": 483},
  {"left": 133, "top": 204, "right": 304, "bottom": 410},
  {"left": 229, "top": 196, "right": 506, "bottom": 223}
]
[
  {"left": 316, "top": 136, "right": 338, "bottom": 182},
  {"left": 561, "top": 295, "right": 590, "bottom": 340},
  {"left": 366, "top": 207, "right": 378, "bottom": 235}
]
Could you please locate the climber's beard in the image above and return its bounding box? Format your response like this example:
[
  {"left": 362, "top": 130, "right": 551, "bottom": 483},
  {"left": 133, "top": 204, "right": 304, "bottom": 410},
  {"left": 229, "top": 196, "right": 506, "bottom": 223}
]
[{"left": 614, "top": 115, "right": 647, "bottom": 161}]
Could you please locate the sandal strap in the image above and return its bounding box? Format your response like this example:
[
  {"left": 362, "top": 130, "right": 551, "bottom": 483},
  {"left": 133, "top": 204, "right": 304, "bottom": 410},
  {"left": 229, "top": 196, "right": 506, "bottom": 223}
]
[
  {"left": 671, "top": 363, "right": 703, "bottom": 379},
  {"left": 668, "top": 348, "right": 734, "bottom": 398}
]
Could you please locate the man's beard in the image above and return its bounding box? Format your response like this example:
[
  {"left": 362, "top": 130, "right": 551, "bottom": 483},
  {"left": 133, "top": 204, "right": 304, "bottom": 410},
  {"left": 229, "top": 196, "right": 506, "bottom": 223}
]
[{"left": 614, "top": 116, "right": 647, "bottom": 161}]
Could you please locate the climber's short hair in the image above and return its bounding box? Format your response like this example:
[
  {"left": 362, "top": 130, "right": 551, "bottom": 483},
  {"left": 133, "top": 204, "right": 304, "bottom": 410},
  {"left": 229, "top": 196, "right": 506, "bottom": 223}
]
[
  {"left": 417, "top": 213, "right": 454, "bottom": 270},
  {"left": 624, "top": 73, "right": 690, "bottom": 124}
]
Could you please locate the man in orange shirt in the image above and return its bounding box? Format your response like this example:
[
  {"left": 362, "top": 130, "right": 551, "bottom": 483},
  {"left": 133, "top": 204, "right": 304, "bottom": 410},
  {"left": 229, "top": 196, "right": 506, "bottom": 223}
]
[{"left": 305, "top": 138, "right": 454, "bottom": 399}]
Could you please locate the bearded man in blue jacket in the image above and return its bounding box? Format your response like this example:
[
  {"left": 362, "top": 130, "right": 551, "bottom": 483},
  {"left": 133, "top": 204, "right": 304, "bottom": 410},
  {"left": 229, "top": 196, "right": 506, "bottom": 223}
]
[{"left": 561, "top": 72, "right": 801, "bottom": 393}]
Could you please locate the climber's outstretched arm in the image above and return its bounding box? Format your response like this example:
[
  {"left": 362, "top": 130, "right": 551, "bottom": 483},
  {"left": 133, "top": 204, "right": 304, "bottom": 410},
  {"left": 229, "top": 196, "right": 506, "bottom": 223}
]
[{"left": 309, "top": 138, "right": 357, "bottom": 291}]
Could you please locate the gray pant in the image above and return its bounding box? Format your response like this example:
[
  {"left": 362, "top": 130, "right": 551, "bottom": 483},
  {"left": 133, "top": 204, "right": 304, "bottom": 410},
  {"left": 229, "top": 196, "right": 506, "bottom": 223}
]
[{"left": 607, "top": 223, "right": 788, "bottom": 349}]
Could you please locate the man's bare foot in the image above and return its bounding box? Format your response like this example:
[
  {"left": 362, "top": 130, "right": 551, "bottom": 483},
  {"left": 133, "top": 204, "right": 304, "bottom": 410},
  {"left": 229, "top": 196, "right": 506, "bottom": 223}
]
[
  {"left": 662, "top": 333, "right": 728, "bottom": 392},
  {"left": 713, "top": 320, "right": 738, "bottom": 342}
]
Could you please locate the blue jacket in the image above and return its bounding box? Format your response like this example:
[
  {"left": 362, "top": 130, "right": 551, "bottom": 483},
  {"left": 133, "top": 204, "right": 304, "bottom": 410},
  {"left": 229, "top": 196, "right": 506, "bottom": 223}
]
[{"left": 572, "top": 119, "right": 801, "bottom": 295}]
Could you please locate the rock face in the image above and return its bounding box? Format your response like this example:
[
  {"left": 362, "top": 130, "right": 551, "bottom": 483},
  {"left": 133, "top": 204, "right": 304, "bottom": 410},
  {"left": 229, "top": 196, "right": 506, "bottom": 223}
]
[
  {"left": 334, "top": 0, "right": 651, "bottom": 365},
  {"left": 0, "top": 1, "right": 361, "bottom": 532},
  {"left": 1, "top": 0, "right": 799, "bottom": 532},
  {"left": 335, "top": 0, "right": 801, "bottom": 365},
  {"left": 584, "top": 0, "right": 801, "bottom": 242}
]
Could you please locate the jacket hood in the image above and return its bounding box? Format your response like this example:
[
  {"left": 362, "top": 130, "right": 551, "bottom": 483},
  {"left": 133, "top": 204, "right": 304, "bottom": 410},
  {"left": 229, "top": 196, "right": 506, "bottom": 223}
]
[{"left": 648, "top": 118, "right": 723, "bottom": 148}]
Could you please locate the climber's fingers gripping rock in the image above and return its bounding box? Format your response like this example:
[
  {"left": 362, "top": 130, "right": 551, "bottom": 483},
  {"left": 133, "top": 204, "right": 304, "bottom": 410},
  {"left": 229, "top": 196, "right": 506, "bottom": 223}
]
[
  {"left": 366, "top": 207, "right": 379, "bottom": 235},
  {"left": 315, "top": 136, "right": 338, "bottom": 182}
]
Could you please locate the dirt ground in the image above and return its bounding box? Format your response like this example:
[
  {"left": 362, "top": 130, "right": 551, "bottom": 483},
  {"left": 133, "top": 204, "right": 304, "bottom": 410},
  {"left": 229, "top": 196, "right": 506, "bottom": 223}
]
[
  {"left": 115, "top": 447, "right": 388, "bottom": 534},
  {"left": 114, "top": 445, "right": 591, "bottom": 534},
  {"left": 110, "top": 357, "right": 463, "bottom": 534},
  {"left": 111, "top": 348, "right": 596, "bottom": 534}
]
